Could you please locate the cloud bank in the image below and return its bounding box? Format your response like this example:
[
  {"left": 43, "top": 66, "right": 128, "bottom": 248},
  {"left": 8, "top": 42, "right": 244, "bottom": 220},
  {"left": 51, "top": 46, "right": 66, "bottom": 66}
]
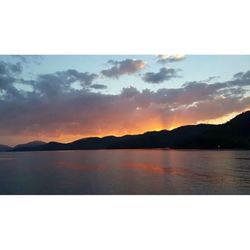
[{"left": 1, "top": 60, "right": 250, "bottom": 145}]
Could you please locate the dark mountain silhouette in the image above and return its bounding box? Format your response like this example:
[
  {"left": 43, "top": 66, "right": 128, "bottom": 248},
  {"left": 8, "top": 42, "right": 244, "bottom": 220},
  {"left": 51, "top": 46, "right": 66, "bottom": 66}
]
[
  {"left": 179, "top": 111, "right": 250, "bottom": 149},
  {"left": 13, "top": 141, "right": 46, "bottom": 151},
  {"left": 3, "top": 110, "right": 250, "bottom": 152},
  {"left": 0, "top": 144, "right": 12, "bottom": 152}
]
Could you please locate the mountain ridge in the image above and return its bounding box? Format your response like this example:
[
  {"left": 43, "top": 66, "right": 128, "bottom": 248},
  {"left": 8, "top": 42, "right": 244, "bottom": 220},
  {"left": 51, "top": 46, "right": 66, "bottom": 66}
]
[
  {"left": 13, "top": 141, "right": 46, "bottom": 151},
  {"left": 1, "top": 110, "right": 250, "bottom": 152},
  {"left": 0, "top": 144, "right": 12, "bottom": 152}
]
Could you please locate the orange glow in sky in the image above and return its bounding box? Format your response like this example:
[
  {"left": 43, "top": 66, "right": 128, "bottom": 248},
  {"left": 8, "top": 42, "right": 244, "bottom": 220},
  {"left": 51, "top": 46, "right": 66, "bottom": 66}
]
[
  {"left": 3, "top": 109, "right": 249, "bottom": 147},
  {"left": 42, "top": 110, "right": 245, "bottom": 143}
]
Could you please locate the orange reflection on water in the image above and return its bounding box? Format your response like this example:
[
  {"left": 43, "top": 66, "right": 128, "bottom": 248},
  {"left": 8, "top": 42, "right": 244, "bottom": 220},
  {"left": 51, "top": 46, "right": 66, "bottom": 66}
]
[
  {"left": 125, "top": 162, "right": 230, "bottom": 185},
  {"left": 125, "top": 162, "right": 184, "bottom": 174},
  {"left": 57, "top": 156, "right": 232, "bottom": 186}
]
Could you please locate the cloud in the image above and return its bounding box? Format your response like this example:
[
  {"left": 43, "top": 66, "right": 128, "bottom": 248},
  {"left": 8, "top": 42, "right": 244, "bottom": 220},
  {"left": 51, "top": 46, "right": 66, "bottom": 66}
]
[
  {"left": 0, "top": 63, "right": 100, "bottom": 101},
  {"left": 121, "top": 86, "right": 140, "bottom": 98},
  {"left": 0, "top": 61, "right": 22, "bottom": 76},
  {"left": 11, "top": 55, "right": 43, "bottom": 65},
  {"left": 90, "top": 84, "right": 107, "bottom": 89},
  {"left": 33, "top": 70, "right": 98, "bottom": 98},
  {"left": 201, "top": 76, "right": 220, "bottom": 83},
  {"left": 0, "top": 61, "right": 23, "bottom": 99},
  {"left": 1, "top": 67, "right": 250, "bottom": 145},
  {"left": 56, "top": 70, "right": 98, "bottom": 86},
  {"left": 142, "top": 67, "right": 181, "bottom": 83},
  {"left": 233, "top": 70, "right": 250, "bottom": 80},
  {"left": 157, "top": 55, "right": 185, "bottom": 64},
  {"left": 101, "top": 59, "right": 145, "bottom": 78}
]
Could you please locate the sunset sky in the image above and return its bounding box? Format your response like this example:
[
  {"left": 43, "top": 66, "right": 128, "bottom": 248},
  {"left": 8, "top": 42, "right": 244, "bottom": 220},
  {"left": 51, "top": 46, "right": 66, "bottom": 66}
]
[{"left": 1, "top": 55, "right": 250, "bottom": 146}]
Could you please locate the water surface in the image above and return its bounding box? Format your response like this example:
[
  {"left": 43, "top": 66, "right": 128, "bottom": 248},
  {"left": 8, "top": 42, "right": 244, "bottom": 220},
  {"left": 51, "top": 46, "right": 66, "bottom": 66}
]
[{"left": 0, "top": 150, "right": 250, "bottom": 194}]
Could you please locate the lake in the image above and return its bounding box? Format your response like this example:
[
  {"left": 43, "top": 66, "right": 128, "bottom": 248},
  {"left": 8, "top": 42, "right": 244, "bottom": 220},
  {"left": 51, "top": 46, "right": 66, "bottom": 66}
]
[{"left": 0, "top": 149, "right": 250, "bottom": 194}]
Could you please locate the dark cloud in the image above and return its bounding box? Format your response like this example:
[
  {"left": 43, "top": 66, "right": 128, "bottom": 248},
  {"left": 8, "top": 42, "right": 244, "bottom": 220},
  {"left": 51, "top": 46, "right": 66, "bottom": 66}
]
[
  {"left": 121, "top": 86, "right": 140, "bottom": 98},
  {"left": 101, "top": 59, "right": 145, "bottom": 78},
  {"left": 157, "top": 55, "right": 185, "bottom": 64},
  {"left": 56, "top": 70, "right": 98, "bottom": 86},
  {"left": 142, "top": 67, "right": 181, "bottom": 83},
  {"left": 233, "top": 70, "right": 250, "bottom": 80},
  {"left": 91, "top": 84, "right": 107, "bottom": 89},
  {"left": 0, "top": 63, "right": 100, "bottom": 101},
  {"left": 0, "top": 61, "right": 22, "bottom": 76},
  {"left": 0, "top": 75, "right": 15, "bottom": 90},
  {"left": 0, "top": 61, "right": 23, "bottom": 99},
  {"left": 33, "top": 70, "right": 98, "bottom": 98}
]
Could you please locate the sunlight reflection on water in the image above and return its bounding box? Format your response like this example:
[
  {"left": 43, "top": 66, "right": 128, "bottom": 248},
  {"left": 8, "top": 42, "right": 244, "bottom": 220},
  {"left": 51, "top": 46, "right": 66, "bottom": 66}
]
[{"left": 0, "top": 150, "right": 250, "bottom": 194}]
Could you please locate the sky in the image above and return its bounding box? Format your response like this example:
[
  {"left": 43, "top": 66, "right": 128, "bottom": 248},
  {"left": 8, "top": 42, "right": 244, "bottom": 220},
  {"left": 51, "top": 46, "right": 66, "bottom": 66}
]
[{"left": 0, "top": 55, "right": 250, "bottom": 146}]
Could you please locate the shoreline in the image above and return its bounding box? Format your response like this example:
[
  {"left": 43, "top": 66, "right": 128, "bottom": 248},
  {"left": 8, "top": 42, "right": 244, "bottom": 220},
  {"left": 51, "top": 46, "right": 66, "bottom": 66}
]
[{"left": 1, "top": 148, "right": 250, "bottom": 153}]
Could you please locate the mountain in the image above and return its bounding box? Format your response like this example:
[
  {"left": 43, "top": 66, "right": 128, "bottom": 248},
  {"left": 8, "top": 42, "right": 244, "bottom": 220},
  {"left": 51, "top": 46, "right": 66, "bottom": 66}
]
[
  {"left": 180, "top": 110, "right": 250, "bottom": 149},
  {"left": 0, "top": 144, "right": 12, "bottom": 152},
  {"left": 13, "top": 141, "right": 46, "bottom": 151},
  {"left": 7, "top": 110, "right": 250, "bottom": 151}
]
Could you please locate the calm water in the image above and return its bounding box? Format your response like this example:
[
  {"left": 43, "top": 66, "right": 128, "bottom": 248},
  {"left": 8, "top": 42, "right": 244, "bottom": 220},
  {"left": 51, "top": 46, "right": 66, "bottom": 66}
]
[{"left": 0, "top": 150, "right": 250, "bottom": 194}]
